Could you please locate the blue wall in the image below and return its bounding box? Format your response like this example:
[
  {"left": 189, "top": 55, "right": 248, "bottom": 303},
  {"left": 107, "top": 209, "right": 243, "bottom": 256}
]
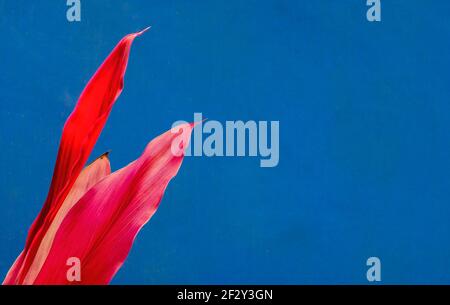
[{"left": 1, "top": 0, "right": 449, "bottom": 284}]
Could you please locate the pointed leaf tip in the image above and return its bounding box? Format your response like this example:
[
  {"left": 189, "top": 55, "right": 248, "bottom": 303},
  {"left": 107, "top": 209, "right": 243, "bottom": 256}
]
[{"left": 136, "top": 26, "right": 151, "bottom": 36}]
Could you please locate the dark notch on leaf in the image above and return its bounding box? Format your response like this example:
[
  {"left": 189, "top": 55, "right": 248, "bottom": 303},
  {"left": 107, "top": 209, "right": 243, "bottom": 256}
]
[
  {"left": 86, "top": 150, "right": 111, "bottom": 167},
  {"left": 98, "top": 150, "right": 111, "bottom": 159}
]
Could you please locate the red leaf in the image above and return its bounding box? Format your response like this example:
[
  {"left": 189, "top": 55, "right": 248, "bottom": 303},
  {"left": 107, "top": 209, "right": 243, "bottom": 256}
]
[{"left": 4, "top": 29, "right": 147, "bottom": 284}]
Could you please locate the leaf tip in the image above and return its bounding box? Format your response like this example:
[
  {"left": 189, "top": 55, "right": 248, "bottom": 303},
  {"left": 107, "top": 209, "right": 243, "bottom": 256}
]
[
  {"left": 99, "top": 150, "right": 111, "bottom": 160},
  {"left": 136, "top": 26, "right": 151, "bottom": 36}
]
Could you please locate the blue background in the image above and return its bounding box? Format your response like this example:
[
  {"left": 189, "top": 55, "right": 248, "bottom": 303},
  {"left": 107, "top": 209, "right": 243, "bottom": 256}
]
[{"left": 1, "top": 0, "right": 450, "bottom": 284}]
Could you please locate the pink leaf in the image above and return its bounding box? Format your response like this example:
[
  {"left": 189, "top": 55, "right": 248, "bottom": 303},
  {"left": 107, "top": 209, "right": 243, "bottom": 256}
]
[
  {"left": 22, "top": 153, "right": 111, "bottom": 284},
  {"left": 34, "top": 123, "right": 194, "bottom": 284}
]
